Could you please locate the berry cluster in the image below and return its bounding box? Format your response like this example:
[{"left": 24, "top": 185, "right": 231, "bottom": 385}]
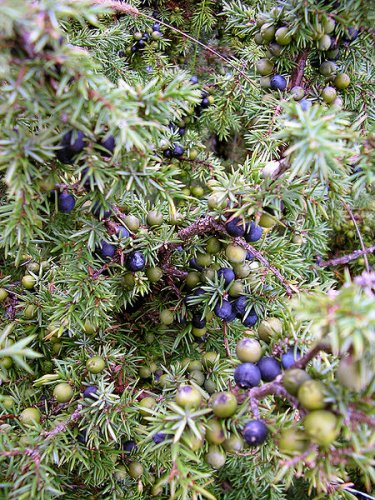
[
  {"left": 129, "top": 22, "right": 164, "bottom": 54},
  {"left": 253, "top": 7, "right": 357, "bottom": 107},
  {"left": 55, "top": 129, "right": 115, "bottom": 165}
]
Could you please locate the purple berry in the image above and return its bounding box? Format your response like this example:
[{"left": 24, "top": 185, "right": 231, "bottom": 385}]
[
  {"left": 281, "top": 348, "right": 301, "bottom": 369},
  {"left": 257, "top": 356, "right": 281, "bottom": 382},
  {"left": 126, "top": 251, "right": 146, "bottom": 272},
  {"left": 242, "top": 308, "right": 258, "bottom": 327},
  {"left": 243, "top": 420, "right": 268, "bottom": 446},
  {"left": 83, "top": 385, "right": 98, "bottom": 399},
  {"left": 244, "top": 222, "right": 263, "bottom": 243},
  {"left": 214, "top": 300, "right": 234, "bottom": 320},
  {"left": 234, "top": 363, "right": 261, "bottom": 388},
  {"left": 226, "top": 217, "right": 245, "bottom": 237},
  {"left": 270, "top": 75, "right": 287, "bottom": 91},
  {"left": 217, "top": 268, "right": 235, "bottom": 286},
  {"left": 58, "top": 193, "right": 76, "bottom": 213},
  {"left": 116, "top": 225, "right": 130, "bottom": 238},
  {"left": 100, "top": 241, "right": 116, "bottom": 258}
]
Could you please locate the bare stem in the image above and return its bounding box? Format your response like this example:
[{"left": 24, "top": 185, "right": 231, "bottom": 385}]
[{"left": 317, "top": 246, "right": 375, "bottom": 267}]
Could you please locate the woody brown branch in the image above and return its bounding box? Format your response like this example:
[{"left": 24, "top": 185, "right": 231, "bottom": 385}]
[
  {"left": 159, "top": 215, "right": 295, "bottom": 297},
  {"left": 317, "top": 245, "right": 375, "bottom": 267}
]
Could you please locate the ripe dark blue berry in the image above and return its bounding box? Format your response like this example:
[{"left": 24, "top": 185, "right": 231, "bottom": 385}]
[
  {"left": 257, "top": 356, "right": 281, "bottom": 381},
  {"left": 83, "top": 385, "right": 98, "bottom": 399},
  {"left": 214, "top": 300, "right": 234, "bottom": 321},
  {"left": 190, "top": 76, "right": 199, "bottom": 84},
  {"left": 217, "top": 268, "right": 235, "bottom": 286},
  {"left": 226, "top": 217, "right": 245, "bottom": 237},
  {"left": 234, "top": 363, "right": 261, "bottom": 388},
  {"left": 189, "top": 258, "right": 204, "bottom": 271},
  {"left": 243, "top": 420, "right": 268, "bottom": 446},
  {"left": 100, "top": 241, "right": 116, "bottom": 259},
  {"left": 163, "top": 148, "right": 172, "bottom": 158},
  {"left": 116, "top": 225, "right": 130, "bottom": 238},
  {"left": 92, "top": 202, "right": 111, "bottom": 220},
  {"left": 192, "top": 314, "right": 206, "bottom": 329},
  {"left": 123, "top": 440, "right": 137, "bottom": 453},
  {"left": 246, "top": 251, "right": 254, "bottom": 260},
  {"left": 172, "top": 144, "right": 185, "bottom": 157},
  {"left": 100, "top": 135, "right": 115, "bottom": 154},
  {"left": 58, "top": 193, "right": 76, "bottom": 213},
  {"left": 57, "top": 130, "right": 86, "bottom": 164},
  {"left": 270, "top": 75, "right": 287, "bottom": 91},
  {"left": 127, "top": 251, "right": 146, "bottom": 272},
  {"left": 152, "top": 22, "right": 161, "bottom": 31},
  {"left": 344, "top": 27, "right": 359, "bottom": 42},
  {"left": 233, "top": 296, "right": 247, "bottom": 316},
  {"left": 77, "top": 429, "right": 87, "bottom": 444},
  {"left": 244, "top": 222, "right": 263, "bottom": 242},
  {"left": 299, "top": 99, "right": 311, "bottom": 111},
  {"left": 178, "top": 127, "right": 186, "bottom": 136},
  {"left": 242, "top": 308, "right": 258, "bottom": 327},
  {"left": 281, "top": 348, "right": 301, "bottom": 369},
  {"left": 152, "top": 432, "right": 168, "bottom": 444},
  {"left": 201, "top": 97, "right": 210, "bottom": 108}
]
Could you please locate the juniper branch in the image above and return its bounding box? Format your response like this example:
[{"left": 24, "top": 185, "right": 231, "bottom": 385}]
[{"left": 317, "top": 246, "right": 375, "bottom": 267}]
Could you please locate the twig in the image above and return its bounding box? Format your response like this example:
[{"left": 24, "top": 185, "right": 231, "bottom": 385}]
[
  {"left": 42, "top": 405, "right": 82, "bottom": 439},
  {"left": 280, "top": 445, "right": 317, "bottom": 467},
  {"left": 292, "top": 343, "right": 330, "bottom": 370},
  {"left": 317, "top": 246, "right": 375, "bottom": 267},
  {"left": 158, "top": 216, "right": 296, "bottom": 297},
  {"left": 289, "top": 50, "right": 308, "bottom": 89},
  {"left": 233, "top": 237, "right": 295, "bottom": 297},
  {"left": 92, "top": 0, "right": 256, "bottom": 89},
  {"left": 223, "top": 321, "right": 231, "bottom": 358},
  {"left": 343, "top": 202, "right": 370, "bottom": 272},
  {"left": 91, "top": 0, "right": 139, "bottom": 15}
]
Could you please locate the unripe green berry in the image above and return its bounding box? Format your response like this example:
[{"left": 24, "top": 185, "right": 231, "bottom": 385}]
[
  {"left": 86, "top": 356, "right": 105, "bottom": 374},
  {"left": 283, "top": 368, "right": 311, "bottom": 396},
  {"left": 322, "top": 17, "right": 335, "bottom": 34},
  {"left": 208, "top": 193, "right": 227, "bottom": 210},
  {"left": 83, "top": 320, "right": 96, "bottom": 335},
  {"left": 223, "top": 434, "right": 244, "bottom": 453},
  {"left": 19, "top": 407, "right": 41, "bottom": 426},
  {"left": 210, "top": 391, "right": 238, "bottom": 418},
  {"left": 278, "top": 428, "right": 309, "bottom": 454},
  {"left": 160, "top": 309, "right": 174, "bottom": 325},
  {"left": 291, "top": 86, "right": 305, "bottom": 101},
  {"left": 139, "top": 396, "right": 157, "bottom": 416},
  {"left": 318, "top": 34, "right": 331, "bottom": 51},
  {"left": 205, "top": 445, "right": 227, "bottom": 469},
  {"left": 206, "top": 237, "right": 221, "bottom": 254},
  {"left": 321, "top": 86, "right": 337, "bottom": 104},
  {"left": 53, "top": 382, "right": 73, "bottom": 403},
  {"left": 298, "top": 380, "right": 326, "bottom": 410},
  {"left": 258, "top": 317, "right": 282, "bottom": 342},
  {"left": 256, "top": 58, "right": 274, "bottom": 76},
  {"left": 303, "top": 410, "right": 340, "bottom": 446},
  {"left": 146, "top": 266, "right": 163, "bottom": 283},
  {"left": 275, "top": 27, "right": 292, "bottom": 45},
  {"left": 175, "top": 385, "right": 202, "bottom": 409},
  {"left": 261, "top": 23, "right": 275, "bottom": 43},
  {"left": 147, "top": 210, "right": 163, "bottom": 226},
  {"left": 123, "top": 214, "right": 140, "bottom": 231},
  {"left": 236, "top": 338, "right": 262, "bottom": 363},
  {"left": 128, "top": 461, "right": 143, "bottom": 479},
  {"left": 22, "top": 275, "right": 36, "bottom": 290},
  {"left": 196, "top": 253, "right": 212, "bottom": 268},
  {"left": 334, "top": 73, "right": 350, "bottom": 89},
  {"left": 225, "top": 244, "right": 247, "bottom": 264},
  {"left": 0, "top": 288, "right": 9, "bottom": 302},
  {"left": 206, "top": 419, "right": 225, "bottom": 444}
]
